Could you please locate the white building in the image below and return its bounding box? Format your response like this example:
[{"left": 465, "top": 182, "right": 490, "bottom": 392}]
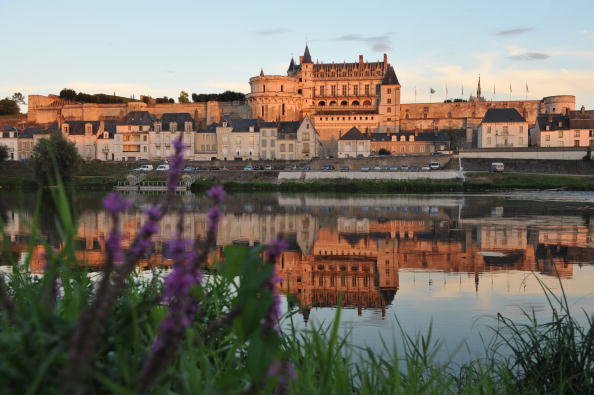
[
  {"left": 478, "top": 108, "right": 528, "bottom": 148},
  {"left": 338, "top": 127, "right": 370, "bottom": 158},
  {"left": 530, "top": 106, "right": 594, "bottom": 147}
]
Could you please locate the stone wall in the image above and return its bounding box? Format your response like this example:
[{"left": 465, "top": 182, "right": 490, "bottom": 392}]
[
  {"left": 279, "top": 170, "right": 463, "bottom": 181},
  {"left": 461, "top": 158, "right": 594, "bottom": 175},
  {"left": 459, "top": 147, "right": 588, "bottom": 160}
]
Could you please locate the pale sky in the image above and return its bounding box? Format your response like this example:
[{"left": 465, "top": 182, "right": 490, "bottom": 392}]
[{"left": 1, "top": 0, "right": 593, "bottom": 109}]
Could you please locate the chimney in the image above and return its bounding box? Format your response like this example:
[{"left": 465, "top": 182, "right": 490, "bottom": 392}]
[
  {"left": 299, "top": 55, "right": 304, "bottom": 64},
  {"left": 383, "top": 53, "right": 388, "bottom": 65},
  {"left": 581, "top": 105, "right": 586, "bottom": 114},
  {"left": 359, "top": 55, "right": 363, "bottom": 65}
]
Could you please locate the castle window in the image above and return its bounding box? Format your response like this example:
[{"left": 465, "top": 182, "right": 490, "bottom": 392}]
[
  {"left": 319, "top": 101, "right": 326, "bottom": 106},
  {"left": 354, "top": 86, "right": 359, "bottom": 96},
  {"left": 387, "top": 98, "right": 391, "bottom": 104},
  {"left": 263, "top": 85, "right": 266, "bottom": 92},
  {"left": 261, "top": 106, "right": 264, "bottom": 117},
  {"left": 331, "top": 85, "right": 337, "bottom": 96},
  {"left": 299, "top": 78, "right": 302, "bottom": 82},
  {"left": 282, "top": 103, "right": 285, "bottom": 115},
  {"left": 342, "top": 85, "right": 347, "bottom": 96},
  {"left": 319, "top": 86, "right": 325, "bottom": 96},
  {"left": 363, "top": 100, "right": 371, "bottom": 106},
  {"left": 281, "top": 85, "right": 284, "bottom": 92},
  {"left": 298, "top": 89, "right": 302, "bottom": 94},
  {"left": 387, "top": 88, "right": 392, "bottom": 94},
  {"left": 387, "top": 107, "right": 391, "bottom": 113},
  {"left": 340, "top": 100, "right": 348, "bottom": 106},
  {"left": 352, "top": 100, "right": 360, "bottom": 106},
  {"left": 405, "top": 114, "right": 409, "bottom": 119},
  {"left": 329, "top": 101, "right": 337, "bottom": 106},
  {"left": 365, "top": 85, "right": 370, "bottom": 96}
]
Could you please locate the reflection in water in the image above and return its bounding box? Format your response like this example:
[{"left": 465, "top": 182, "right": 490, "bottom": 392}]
[{"left": 3, "top": 193, "right": 594, "bottom": 323}]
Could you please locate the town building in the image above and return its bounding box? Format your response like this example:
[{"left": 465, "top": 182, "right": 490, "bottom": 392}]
[
  {"left": 477, "top": 108, "right": 529, "bottom": 148},
  {"left": 215, "top": 118, "right": 261, "bottom": 161},
  {"left": 195, "top": 122, "right": 219, "bottom": 161},
  {"left": 530, "top": 106, "right": 594, "bottom": 147},
  {"left": 370, "top": 131, "right": 450, "bottom": 155},
  {"left": 337, "top": 127, "right": 371, "bottom": 158},
  {"left": 260, "top": 116, "right": 323, "bottom": 160},
  {"left": 61, "top": 120, "right": 116, "bottom": 161}
]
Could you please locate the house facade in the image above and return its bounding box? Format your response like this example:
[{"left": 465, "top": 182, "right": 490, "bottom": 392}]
[
  {"left": 477, "top": 108, "right": 528, "bottom": 148},
  {"left": 530, "top": 106, "right": 594, "bottom": 147},
  {"left": 338, "top": 127, "right": 371, "bottom": 158}
]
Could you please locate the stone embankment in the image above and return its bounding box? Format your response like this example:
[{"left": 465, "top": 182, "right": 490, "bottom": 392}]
[
  {"left": 278, "top": 170, "right": 463, "bottom": 181},
  {"left": 462, "top": 158, "right": 594, "bottom": 175}
]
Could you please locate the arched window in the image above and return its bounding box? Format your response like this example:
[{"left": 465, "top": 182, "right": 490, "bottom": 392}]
[
  {"left": 318, "top": 101, "right": 326, "bottom": 106},
  {"left": 363, "top": 100, "right": 371, "bottom": 106},
  {"left": 352, "top": 100, "right": 360, "bottom": 106},
  {"left": 340, "top": 100, "right": 348, "bottom": 106},
  {"left": 329, "top": 101, "right": 337, "bottom": 106}
]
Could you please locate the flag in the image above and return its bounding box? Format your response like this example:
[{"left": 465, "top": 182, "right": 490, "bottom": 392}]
[
  {"left": 509, "top": 83, "right": 512, "bottom": 93},
  {"left": 446, "top": 84, "right": 449, "bottom": 96},
  {"left": 525, "top": 82, "right": 529, "bottom": 94},
  {"left": 462, "top": 84, "right": 464, "bottom": 96},
  {"left": 430, "top": 88, "right": 436, "bottom": 94}
]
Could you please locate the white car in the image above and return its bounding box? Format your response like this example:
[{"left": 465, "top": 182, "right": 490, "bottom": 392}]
[
  {"left": 156, "top": 164, "right": 170, "bottom": 171},
  {"left": 133, "top": 164, "right": 154, "bottom": 172},
  {"left": 430, "top": 162, "right": 440, "bottom": 170}
]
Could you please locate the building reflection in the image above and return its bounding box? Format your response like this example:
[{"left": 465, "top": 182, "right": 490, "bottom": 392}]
[{"left": 3, "top": 194, "right": 594, "bottom": 316}]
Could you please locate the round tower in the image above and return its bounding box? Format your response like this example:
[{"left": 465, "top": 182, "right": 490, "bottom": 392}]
[
  {"left": 542, "top": 95, "right": 575, "bottom": 114},
  {"left": 247, "top": 72, "right": 300, "bottom": 121}
]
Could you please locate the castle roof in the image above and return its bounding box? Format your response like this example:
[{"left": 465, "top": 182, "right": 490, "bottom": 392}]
[
  {"left": 568, "top": 108, "right": 594, "bottom": 129},
  {"left": 64, "top": 120, "right": 100, "bottom": 135},
  {"left": 481, "top": 108, "right": 526, "bottom": 123},
  {"left": 221, "top": 118, "right": 261, "bottom": 133},
  {"left": 119, "top": 111, "right": 155, "bottom": 126},
  {"left": 381, "top": 65, "right": 400, "bottom": 85},
  {"left": 287, "top": 57, "right": 295, "bottom": 73},
  {"left": 536, "top": 114, "right": 569, "bottom": 131},
  {"left": 339, "top": 127, "right": 368, "bottom": 141},
  {"left": 303, "top": 45, "right": 312, "bottom": 64},
  {"left": 197, "top": 122, "right": 220, "bottom": 133},
  {"left": 160, "top": 113, "right": 194, "bottom": 131}
]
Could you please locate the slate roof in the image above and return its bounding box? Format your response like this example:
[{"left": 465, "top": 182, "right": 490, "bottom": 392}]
[
  {"left": 536, "top": 114, "right": 569, "bottom": 131},
  {"left": 197, "top": 122, "right": 220, "bottom": 133},
  {"left": 339, "top": 127, "right": 368, "bottom": 141},
  {"left": 381, "top": 65, "right": 400, "bottom": 85},
  {"left": 568, "top": 109, "right": 594, "bottom": 129},
  {"left": 222, "top": 118, "right": 261, "bottom": 133},
  {"left": 160, "top": 113, "right": 194, "bottom": 131},
  {"left": 302, "top": 45, "right": 312, "bottom": 64},
  {"left": 287, "top": 57, "right": 295, "bottom": 73},
  {"left": 64, "top": 121, "right": 100, "bottom": 135},
  {"left": 119, "top": 111, "right": 155, "bottom": 126},
  {"left": 481, "top": 108, "right": 526, "bottom": 123}
]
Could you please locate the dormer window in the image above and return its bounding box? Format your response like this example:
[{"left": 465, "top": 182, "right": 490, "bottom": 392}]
[
  {"left": 170, "top": 122, "right": 177, "bottom": 132},
  {"left": 249, "top": 126, "right": 254, "bottom": 132}
]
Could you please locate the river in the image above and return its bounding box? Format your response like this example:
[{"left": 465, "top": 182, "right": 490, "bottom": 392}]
[{"left": 2, "top": 190, "right": 594, "bottom": 362}]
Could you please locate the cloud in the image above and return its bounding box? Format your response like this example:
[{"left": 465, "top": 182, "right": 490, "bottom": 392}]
[
  {"left": 335, "top": 33, "right": 394, "bottom": 52},
  {"left": 580, "top": 29, "right": 594, "bottom": 39},
  {"left": 508, "top": 52, "right": 550, "bottom": 61},
  {"left": 496, "top": 27, "right": 534, "bottom": 36},
  {"left": 253, "top": 28, "right": 289, "bottom": 36}
]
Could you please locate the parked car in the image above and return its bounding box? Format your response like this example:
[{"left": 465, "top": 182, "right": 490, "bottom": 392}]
[
  {"left": 379, "top": 164, "right": 389, "bottom": 171},
  {"left": 264, "top": 165, "right": 273, "bottom": 170},
  {"left": 361, "top": 165, "right": 370, "bottom": 172},
  {"left": 133, "top": 164, "right": 154, "bottom": 172},
  {"left": 373, "top": 165, "right": 381, "bottom": 171},
  {"left": 302, "top": 165, "right": 311, "bottom": 171},
  {"left": 219, "top": 166, "right": 229, "bottom": 171},
  {"left": 340, "top": 165, "right": 349, "bottom": 172},
  {"left": 284, "top": 164, "right": 297, "bottom": 171},
  {"left": 390, "top": 165, "right": 399, "bottom": 171},
  {"left": 243, "top": 165, "right": 254, "bottom": 171},
  {"left": 182, "top": 166, "right": 194, "bottom": 172},
  {"left": 401, "top": 164, "right": 409, "bottom": 171},
  {"left": 430, "top": 161, "right": 440, "bottom": 170},
  {"left": 422, "top": 165, "right": 431, "bottom": 171},
  {"left": 156, "top": 164, "right": 170, "bottom": 171},
  {"left": 321, "top": 164, "right": 335, "bottom": 171},
  {"left": 411, "top": 165, "right": 420, "bottom": 172},
  {"left": 356, "top": 154, "right": 364, "bottom": 158},
  {"left": 431, "top": 151, "right": 445, "bottom": 156},
  {"left": 491, "top": 162, "right": 504, "bottom": 173}
]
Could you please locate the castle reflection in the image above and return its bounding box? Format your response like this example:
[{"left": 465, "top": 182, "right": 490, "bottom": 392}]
[{"left": 3, "top": 193, "right": 594, "bottom": 317}]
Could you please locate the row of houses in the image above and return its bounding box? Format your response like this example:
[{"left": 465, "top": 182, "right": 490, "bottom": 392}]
[
  {"left": 476, "top": 107, "right": 594, "bottom": 149},
  {"left": 0, "top": 112, "right": 324, "bottom": 162}
]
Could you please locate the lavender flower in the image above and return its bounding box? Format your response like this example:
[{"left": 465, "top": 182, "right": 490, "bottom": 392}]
[
  {"left": 102, "top": 192, "right": 131, "bottom": 214},
  {"left": 166, "top": 138, "right": 186, "bottom": 190},
  {"left": 263, "top": 238, "right": 287, "bottom": 331},
  {"left": 207, "top": 206, "right": 223, "bottom": 231},
  {"left": 130, "top": 206, "right": 162, "bottom": 258},
  {"left": 267, "top": 359, "right": 297, "bottom": 391},
  {"left": 207, "top": 185, "right": 225, "bottom": 204}
]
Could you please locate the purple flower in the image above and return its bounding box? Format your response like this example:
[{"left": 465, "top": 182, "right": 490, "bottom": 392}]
[
  {"left": 102, "top": 192, "right": 131, "bottom": 214},
  {"left": 106, "top": 229, "right": 124, "bottom": 264},
  {"left": 207, "top": 185, "right": 225, "bottom": 204},
  {"left": 267, "top": 359, "right": 297, "bottom": 391},
  {"left": 207, "top": 206, "right": 223, "bottom": 230},
  {"left": 166, "top": 137, "right": 187, "bottom": 190},
  {"left": 266, "top": 238, "right": 288, "bottom": 262}
]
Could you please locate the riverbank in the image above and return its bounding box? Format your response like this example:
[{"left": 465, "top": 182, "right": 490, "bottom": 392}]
[{"left": 2, "top": 171, "right": 594, "bottom": 192}]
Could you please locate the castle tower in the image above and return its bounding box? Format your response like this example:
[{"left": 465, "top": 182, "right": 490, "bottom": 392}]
[
  {"left": 299, "top": 45, "right": 315, "bottom": 111},
  {"left": 378, "top": 65, "right": 401, "bottom": 132}
]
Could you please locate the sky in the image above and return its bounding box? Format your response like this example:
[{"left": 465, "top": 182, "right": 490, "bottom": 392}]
[{"left": 1, "top": 0, "right": 594, "bottom": 109}]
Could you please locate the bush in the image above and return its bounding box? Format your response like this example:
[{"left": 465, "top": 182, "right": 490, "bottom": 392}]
[
  {"left": 378, "top": 148, "right": 391, "bottom": 156},
  {"left": 30, "top": 132, "right": 82, "bottom": 185}
]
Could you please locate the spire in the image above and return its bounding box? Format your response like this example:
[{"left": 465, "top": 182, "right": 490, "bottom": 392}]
[
  {"left": 381, "top": 65, "right": 400, "bottom": 85},
  {"left": 302, "top": 45, "right": 312, "bottom": 64},
  {"left": 260, "top": 69, "right": 264, "bottom": 77},
  {"left": 287, "top": 57, "right": 295, "bottom": 73},
  {"left": 477, "top": 75, "right": 482, "bottom": 99}
]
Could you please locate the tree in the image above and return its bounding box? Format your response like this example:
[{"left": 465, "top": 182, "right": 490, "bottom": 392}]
[
  {"left": 178, "top": 91, "right": 189, "bottom": 103},
  {"left": 378, "top": 148, "right": 391, "bottom": 156},
  {"left": 0, "top": 98, "right": 19, "bottom": 115},
  {"left": 0, "top": 145, "right": 8, "bottom": 163},
  {"left": 30, "top": 132, "right": 82, "bottom": 185},
  {"left": 11, "top": 92, "right": 25, "bottom": 106},
  {"left": 59, "top": 88, "right": 78, "bottom": 101}
]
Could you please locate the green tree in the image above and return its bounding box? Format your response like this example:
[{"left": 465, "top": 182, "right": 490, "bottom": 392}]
[
  {"left": 30, "top": 132, "right": 82, "bottom": 185},
  {"left": 0, "top": 98, "right": 19, "bottom": 115},
  {"left": 178, "top": 91, "right": 189, "bottom": 103},
  {"left": 59, "top": 88, "right": 78, "bottom": 101},
  {"left": 11, "top": 92, "right": 25, "bottom": 106},
  {"left": 0, "top": 145, "right": 8, "bottom": 163},
  {"left": 378, "top": 148, "right": 391, "bottom": 155}
]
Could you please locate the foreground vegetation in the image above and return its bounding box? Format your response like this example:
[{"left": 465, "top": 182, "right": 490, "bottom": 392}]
[{"left": 0, "top": 137, "right": 593, "bottom": 394}]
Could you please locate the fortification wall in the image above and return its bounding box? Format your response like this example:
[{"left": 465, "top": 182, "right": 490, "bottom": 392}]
[
  {"left": 27, "top": 95, "right": 249, "bottom": 126},
  {"left": 399, "top": 100, "right": 541, "bottom": 132}
]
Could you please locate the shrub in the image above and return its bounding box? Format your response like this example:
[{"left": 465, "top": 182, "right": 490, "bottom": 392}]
[
  {"left": 378, "top": 148, "right": 391, "bottom": 156},
  {"left": 30, "top": 132, "right": 82, "bottom": 185}
]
